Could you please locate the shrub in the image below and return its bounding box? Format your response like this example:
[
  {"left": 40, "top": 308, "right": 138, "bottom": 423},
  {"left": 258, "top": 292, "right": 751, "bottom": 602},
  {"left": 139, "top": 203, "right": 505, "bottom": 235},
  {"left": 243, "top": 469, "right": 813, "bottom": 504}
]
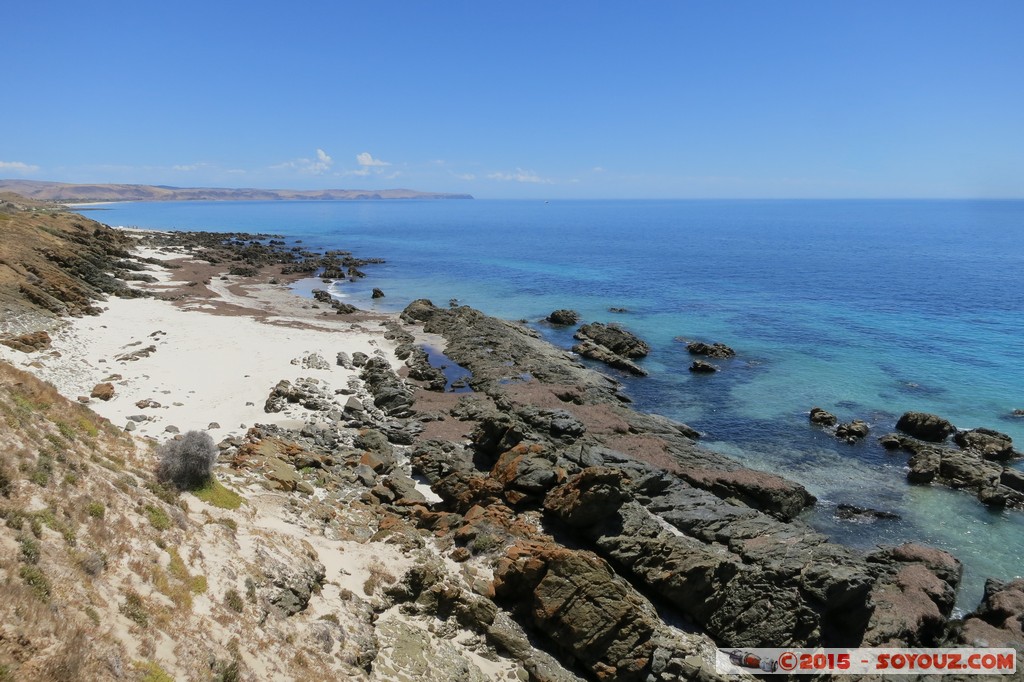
[
  {"left": 156, "top": 430, "right": 217, "bottom": 490},
  {"left": 224, "top": 588, "right": 245, "bottom": 613}
]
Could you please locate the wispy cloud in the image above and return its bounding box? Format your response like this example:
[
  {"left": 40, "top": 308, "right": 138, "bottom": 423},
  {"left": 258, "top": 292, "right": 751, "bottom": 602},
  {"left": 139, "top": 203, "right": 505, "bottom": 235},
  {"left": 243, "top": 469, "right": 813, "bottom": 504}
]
[
  {"left": 356, "top": 152, "right": 390, "bottom": 168},
  {"left": 272, "top": 148, "right": 334, "bottom": 175},
  {"left": 591, "top": 166, "right": 606, "bottom": 173},
  {"left": 453, "top": 172, "right": 476, "bottom": 181},
  {"left": 0, "top": 160, "right": 40, "bottom": 174},
  {"left": 487, "top": 168, "right": 553, "bottom": 184}
]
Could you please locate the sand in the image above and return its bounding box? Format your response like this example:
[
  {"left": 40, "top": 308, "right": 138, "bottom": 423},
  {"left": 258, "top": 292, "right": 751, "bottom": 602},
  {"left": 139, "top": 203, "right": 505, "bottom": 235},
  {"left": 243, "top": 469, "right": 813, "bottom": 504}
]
[{"left": 0, "top": 243, "right": 399, "bottom": 441}]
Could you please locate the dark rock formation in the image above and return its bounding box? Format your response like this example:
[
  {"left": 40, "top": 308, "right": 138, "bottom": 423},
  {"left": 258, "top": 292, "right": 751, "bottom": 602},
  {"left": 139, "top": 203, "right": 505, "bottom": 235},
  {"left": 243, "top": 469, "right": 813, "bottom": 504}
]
[
  {"left": 574, "top": 322, "right": 650, "bottom": 358},
  {"left": 545, "top": 309, "right": 580, "bottom": 326},
  {"left": 686, "top": 341, "right": 736, "bottom": 359},
  {"left": 809, "top": 407, "right": 838, "bottom": 426},
  {"left": 880, "top": 433, "right": 1024, "bottom": 509},
  {"left": 836, "top": 420, "right": 870, "bottom": 443},
  {"left": 372, "top": 287, "right": 385, "bottom": 299},
  {"left": 954, "top": 428, "right": 1019, "bottom": 461},
  {"left": 311, "top": 289, "right": 357, "bottom": 314},
  {"left": 573, "top": 340, "right": 648, "bottom": 377},
  {"left": 360, "top": 356, "right": 414, "bottom": 418},
  {"left": 835, "top": 504, "right": 900, "bottom": 521},
  {"left": 688, "top": 360, "right": 717, "bottom": 373},
  {"left": 896, "top": 411, "right": 956, "bottom": 442}
]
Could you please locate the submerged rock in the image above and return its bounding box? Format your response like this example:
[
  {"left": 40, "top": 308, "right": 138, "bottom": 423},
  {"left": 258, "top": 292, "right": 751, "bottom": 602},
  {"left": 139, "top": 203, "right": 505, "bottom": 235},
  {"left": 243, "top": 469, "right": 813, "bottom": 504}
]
[
  {"left": 835, "top": 504, "right": 900, "bottom": 521},
  {"left": 572, "top": 339, "right": 648, "bottom": 376}
]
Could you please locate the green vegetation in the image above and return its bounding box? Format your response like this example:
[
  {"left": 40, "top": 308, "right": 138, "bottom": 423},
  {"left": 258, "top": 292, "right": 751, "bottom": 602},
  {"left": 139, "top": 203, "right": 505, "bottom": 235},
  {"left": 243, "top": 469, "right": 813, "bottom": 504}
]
[
  {"left": 145, "top": 505, "right": 172, "bottom": 531},
  {"left": 20, "top": 565, "right": 51, "bottom": 601},
  {"left": 135, "top": 660, "right": 173, "bottom": 682},
  {"left": 192, "top": 478, "right": 243, "bottom": 510},
  {"left": 86, "top": 501, "right": 105, "bottom": 519},
  {"left": 19, "top": 534, "right": 40, "bottom": 564}
]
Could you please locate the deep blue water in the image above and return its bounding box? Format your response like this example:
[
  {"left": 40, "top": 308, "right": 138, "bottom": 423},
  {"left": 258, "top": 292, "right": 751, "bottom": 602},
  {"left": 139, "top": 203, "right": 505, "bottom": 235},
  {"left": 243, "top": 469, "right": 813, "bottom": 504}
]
[{"left": 91, "top": 198, "right": 1024, "bottom": 611}]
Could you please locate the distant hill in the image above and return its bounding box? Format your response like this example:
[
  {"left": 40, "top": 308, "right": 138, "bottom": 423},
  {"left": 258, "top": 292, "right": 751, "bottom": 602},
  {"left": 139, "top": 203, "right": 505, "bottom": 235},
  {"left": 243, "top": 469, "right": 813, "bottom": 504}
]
[{"left": 0, "top": 179, "right": 473, "bottom": 203}]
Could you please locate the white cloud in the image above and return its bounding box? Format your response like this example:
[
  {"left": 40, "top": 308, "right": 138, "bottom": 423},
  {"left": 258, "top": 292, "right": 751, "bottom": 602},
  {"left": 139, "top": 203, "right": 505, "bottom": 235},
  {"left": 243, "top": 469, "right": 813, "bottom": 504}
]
[
  {"left": 272, "top": 148, "right": 334, "bottom": 175},
  {"left": 172, "top": 162, "right": 208, "bottom": 172},
  {"left": 453, "top": 173, "right": 476, "bottom": 181},
  {"left": 0, "top": 160, "right": 40, "bottom": 174},
  {"left": 592, "top": 166, "right": 606, "bottom": 173},
  {"left": 356, "top": 152, "right": 390, "bottom": 168},
  {"left": 486, "top": 168, "right": 553, "bottom": 184}
]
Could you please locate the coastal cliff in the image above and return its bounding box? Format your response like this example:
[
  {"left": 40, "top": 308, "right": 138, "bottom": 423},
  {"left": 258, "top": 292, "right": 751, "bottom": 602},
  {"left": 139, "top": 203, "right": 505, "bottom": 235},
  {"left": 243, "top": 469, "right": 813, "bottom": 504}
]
[{"left": 0, "top": 197, "right": 1021, "bottom": 680}]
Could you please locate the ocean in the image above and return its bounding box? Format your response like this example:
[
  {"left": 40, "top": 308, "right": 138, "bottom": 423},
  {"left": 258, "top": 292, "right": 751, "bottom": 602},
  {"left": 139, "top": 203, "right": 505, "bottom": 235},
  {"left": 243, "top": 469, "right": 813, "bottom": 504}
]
[{"left": 91, "top": 198, "right": 1024, "bottom": 611}]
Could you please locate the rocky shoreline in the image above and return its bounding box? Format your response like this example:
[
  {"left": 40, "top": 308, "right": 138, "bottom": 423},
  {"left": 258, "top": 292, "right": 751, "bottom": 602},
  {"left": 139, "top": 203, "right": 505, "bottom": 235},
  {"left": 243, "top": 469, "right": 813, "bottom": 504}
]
[{"left": 1, "top": 200, "right": 1022, "bottom": 680}]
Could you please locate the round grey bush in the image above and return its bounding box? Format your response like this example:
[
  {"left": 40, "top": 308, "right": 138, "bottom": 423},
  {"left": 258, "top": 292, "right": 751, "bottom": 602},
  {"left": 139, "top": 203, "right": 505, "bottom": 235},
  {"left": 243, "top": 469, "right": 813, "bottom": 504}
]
[{"left": 157, "top": 430, "right": 217, "bottom": 490}]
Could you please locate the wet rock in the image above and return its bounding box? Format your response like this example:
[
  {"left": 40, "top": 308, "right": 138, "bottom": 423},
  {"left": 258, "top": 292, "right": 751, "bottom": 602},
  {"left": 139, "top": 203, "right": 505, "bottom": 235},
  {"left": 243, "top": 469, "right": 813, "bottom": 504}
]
[
  {"left": 836, "top": 420, "right": 870, "bottom": 443},
  {"left": 954, "top": 428, "right": 1019, "bottom": 461},
  {"left": 1011, "top": 409, "right": 1024, "bottom": 418},
  {"left": 90, "top": 382, "right": 115, "bottom": 401},
  {"left": 546, "top": 309, "right": 580, "bottom": 326},
  {"left": 896, "top": 411, "right": 956, "bottom": 442},
  {"left": 371, "top": 287, "right": 385, "bottom": 298},
  {"left": 835, "top": 504, "right": 900, "bottom": 521},
  {"left": 809, "top": 407, "right": 838, "bottom": 426},
  {"left": 688, "top": 360, "right": 718, "bottom": 373},
  {"left": 685, "top": 341, "right": 736, "bottom": 359},
  {"left": 572, "top": 340, "right": 648, "bottom": 377},
  {"left": 0, "top": 330, "right": 52, "bottom": 353},
  {"left": 574, "top": 322, "right": 650, "bottom": 358}
]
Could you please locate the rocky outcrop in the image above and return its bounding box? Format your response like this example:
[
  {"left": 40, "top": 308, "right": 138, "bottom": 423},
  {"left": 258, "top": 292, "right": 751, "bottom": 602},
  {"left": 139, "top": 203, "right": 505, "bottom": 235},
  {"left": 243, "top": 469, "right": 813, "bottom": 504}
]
[
  {"left": 958, "top": 578, "right": 1024, "bottom": 651},
  {"left": 863, "top": 543, "right": 962, "bottom": 646},
  {"left": 0, "top": 330, "right": 51, "bottom": 353},
  {"left": 880, "top": 433, "right": 1024, "bottom": 509},
  {"left": 896, "top": 411, "right": 956, "bottom": 442},
  {"left": 689, "top": 360, "right": 717, "bottom": 373},
  {"left": 546, "top": 309, "right": 580, "bottom": 326},
  {"left": 809, "top": 407, "right": 838, "bottom": 426},
  {"left": 573, "top": 340, "right": 649, "bottom": 376},
  {"left": 954, "top": 427, "right": 1020, "bottom": 461},
  {"left": 836, "top": 420, "right": 870, "bottom": 443},
  {"left": 311, "top": 289, "right": 357, "bottom": 314},
  {"left": 686, "top": 341, "right": 736, "bottom": 359},
  {"left": 360, "top": 356, "right": 414, "bottom": 418},
  {"left": 372, "top": 287, "right": 385, "bottom": 299},
  {"left": 574, "top": 322, "right": 650, "bottom": 358},
  {"left": 835, "top": 504, "right": 900, "bottom": 521}
]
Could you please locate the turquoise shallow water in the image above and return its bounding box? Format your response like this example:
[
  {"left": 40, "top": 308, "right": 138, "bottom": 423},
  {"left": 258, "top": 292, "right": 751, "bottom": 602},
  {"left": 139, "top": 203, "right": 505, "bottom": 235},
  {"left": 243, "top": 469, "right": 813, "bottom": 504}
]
[{"left": 93, "top": 198, "right": 1024, "bottom": 611}]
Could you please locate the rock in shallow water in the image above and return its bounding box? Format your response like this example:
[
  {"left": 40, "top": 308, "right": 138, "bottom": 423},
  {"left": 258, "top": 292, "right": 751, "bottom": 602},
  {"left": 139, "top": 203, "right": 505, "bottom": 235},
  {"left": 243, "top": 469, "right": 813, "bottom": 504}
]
[
  {"left": 545, "top": 309, "right": 580, "bottom": 325},
  {"left": 896, "top": 411, "right": 956, "bottom": 442}
]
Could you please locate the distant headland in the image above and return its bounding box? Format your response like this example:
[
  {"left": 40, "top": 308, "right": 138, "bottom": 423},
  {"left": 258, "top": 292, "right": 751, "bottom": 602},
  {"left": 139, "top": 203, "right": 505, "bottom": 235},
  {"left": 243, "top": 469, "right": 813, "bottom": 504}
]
[{"left": 0, "top": 179, "right": 473, "bottom": 203}]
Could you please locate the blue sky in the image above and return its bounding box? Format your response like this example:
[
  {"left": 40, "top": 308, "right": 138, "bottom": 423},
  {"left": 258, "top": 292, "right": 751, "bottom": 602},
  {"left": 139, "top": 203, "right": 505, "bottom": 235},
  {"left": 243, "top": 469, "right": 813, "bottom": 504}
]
[{"left": 2, "top": 1, "right": 1022, "bottom": 198}]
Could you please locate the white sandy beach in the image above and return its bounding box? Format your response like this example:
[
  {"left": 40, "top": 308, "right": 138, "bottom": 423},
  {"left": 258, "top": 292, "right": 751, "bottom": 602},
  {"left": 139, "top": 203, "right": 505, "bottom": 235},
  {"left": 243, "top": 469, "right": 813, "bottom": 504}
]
[{"left": 0, "top": 241, "right": 399, "bottom": 442}]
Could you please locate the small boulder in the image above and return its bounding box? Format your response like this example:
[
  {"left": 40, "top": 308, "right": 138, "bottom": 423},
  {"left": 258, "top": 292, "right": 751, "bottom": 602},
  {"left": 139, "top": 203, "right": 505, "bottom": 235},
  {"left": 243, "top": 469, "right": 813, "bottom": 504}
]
[
  {"left": 90, "top": 383, "right": 115, "bottom": 401},
  {"left": 809, "top": 407, "right": 838, "bottom": 426},
  {"left": 546, "top": 309, "right": 581, "bottom": 326},
  {"left": 896, "top": 411, "right": 956, "bottom": 442},
  {"left": 688, "top": 360, "right": 718, "bottom": 373},
  {"left": 686, "top": 340, "right": 736, "bottom": 359},
  {"left": 371, "top": 288, "right": 385, "bottom": 299},
  {"left": 574, "top": 322, "right": 650, "bottom": 358},
  {"left": 836, "top": 420, "right": 870, "bottom": 443},
  {"left": 836, "top": 504, "right": 900, "bottom": 521}
]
